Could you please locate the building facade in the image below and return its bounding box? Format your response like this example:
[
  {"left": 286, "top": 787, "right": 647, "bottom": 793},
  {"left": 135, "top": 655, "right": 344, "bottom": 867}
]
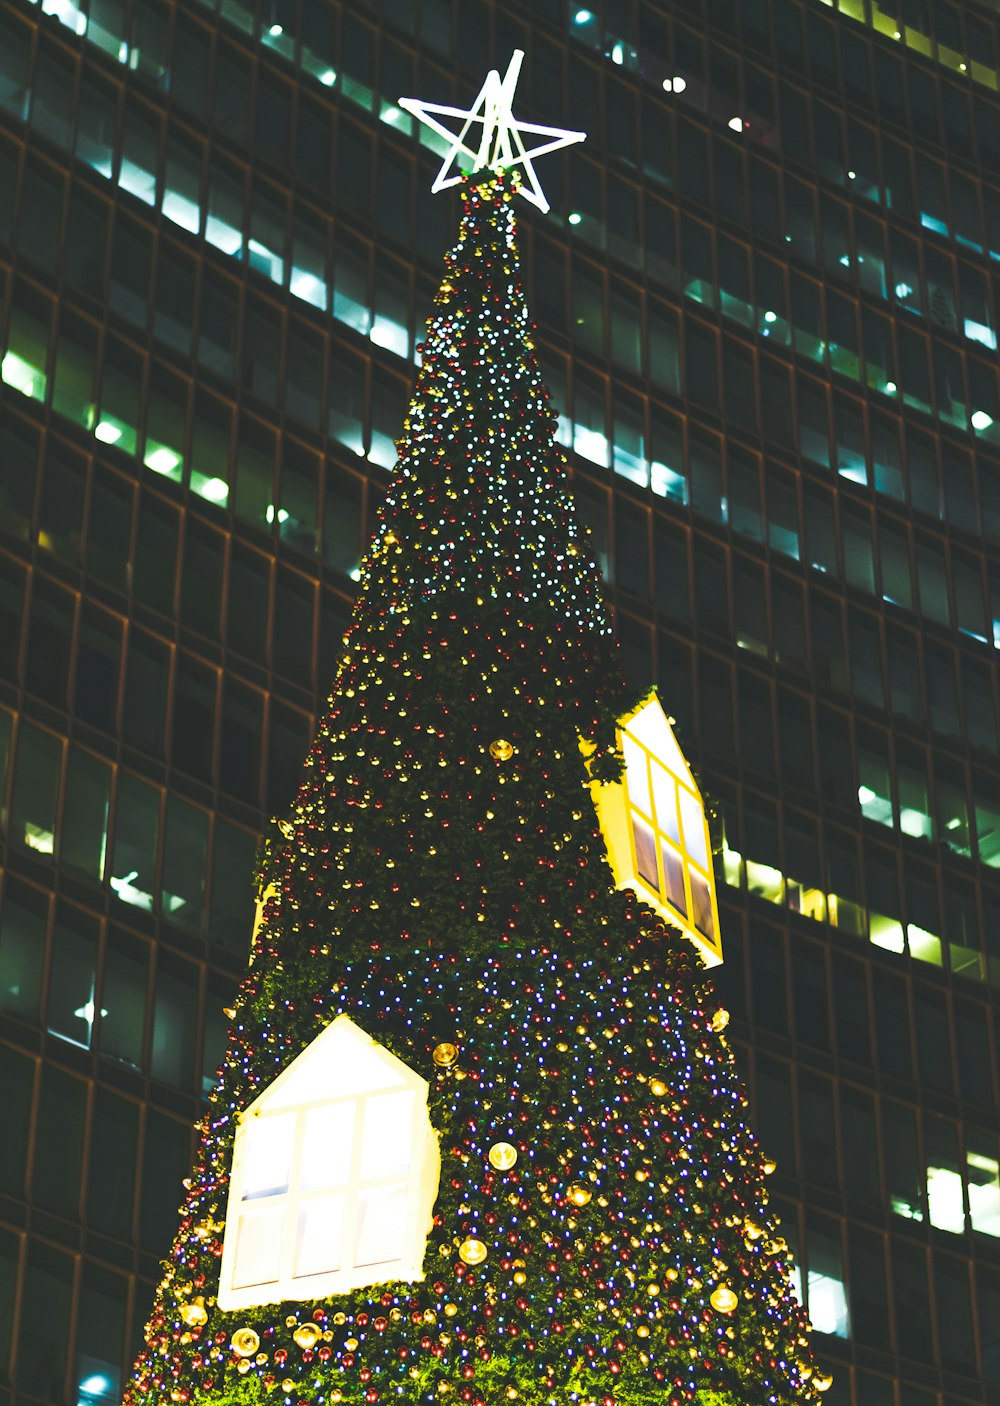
[{"left": 0, "top": 0, "right": 999, "bottom": 1404}]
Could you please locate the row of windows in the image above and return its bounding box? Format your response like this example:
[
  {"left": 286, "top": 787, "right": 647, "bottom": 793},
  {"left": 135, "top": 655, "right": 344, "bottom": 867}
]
[
  {"left": 724, "top": 902, "right": 997, "bottom": 1109},
  {"left": 639, "top": 520, "right": 1000, "bottom": 762},
  {"left": 6, "top": 9, "right": 1000, "bottom": 570},
  {"left": 13, "top": 0, "right": 1000, "bottom": 460},
  {"left": 0, "top": 412, "right": 358, "bottom": 697},
  {"left": 7, "top": 185, "right": 1000, "bottom": 707},
  {"left": 590, "top": 0, "right": 1000, "bottom": 97},
  {"left": 750, "top": 1030, "right": 1000, "bottom": 1249},
  {"left": 0, "top": 1070, "right": 188, "bottom": 1401},
  {"left": 0, "top": 864, "right": 232, "bottom": 1099},
  {"left": 0, "top": 706, "right": 257, "bottom": 963}
]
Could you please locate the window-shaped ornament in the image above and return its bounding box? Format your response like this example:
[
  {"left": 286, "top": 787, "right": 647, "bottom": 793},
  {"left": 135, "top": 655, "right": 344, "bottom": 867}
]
[
  {"left": 218, "top": 1015, "right": 440, "bottom": 1310},
  {"left": 584, "top": 693, "right": 722, "bottom": 967}
]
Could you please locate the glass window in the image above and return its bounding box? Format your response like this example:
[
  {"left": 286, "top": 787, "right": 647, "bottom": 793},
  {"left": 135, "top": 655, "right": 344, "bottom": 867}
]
[
  {"left": 161, "top": 796, "right": 208, "bottom": 932},
  {"left": 75, "top": 1262, "right": 127, "bottom": 1406},
  {"left": 62, "top": 748, "right": 110, "bottom": 880},
  {"left": 151, "top": 954, "right": 199, "bottom": 1089},
  {"left": 100, "top": 929, "right": 147, "bottom": 1070},
  {"left": 228, "top": 547, "right": 270, "bottom": 662},
  {"left": 38, "top": 447, "right": 85, "bottom": 565},
  {"left": 123, "top": 630, "right": 169, "bottom": 759},
  {"left": 74, "top": 604, "right": 122, "bottom": 731},
  {"left": 848, "top": 1226, "right": 888, "bottom": 1348},
  {"left": 211, "top": 818, "right": 256, "bottom": 953},
  {"left": 47, "top": 906, "right": 99, "bottom": 1049},
  {"left": 9, "top": 721, "right": 61, "bottom": 857},
  {"left": 840, "top": 1086, "right": 879, "bottom": 1202},
  {"left": 171, "top": 653, "right": 216, "bottom": 778},
  {"left": 139, "top": 1110, "right": 191, "bottom": 1252},
  {"left": 110, "top": 773, "right": 159, "bottom": 912},
  {"left": 267, "top": 702, "right": 309, "bottom": 816},
  {"left": 32, "top": 1065, "right": 85, "bottom": 1215},
  {"left": 277, "top": 441, "right": 320, "bottom": 554},
  {"left": 885, "top": 1099, "right": 922, "bottom": 1219},
  {"left": 26, "top": 577, "right": 74, "bottom": 707},
  {"left": 17, "top": 1243, "right": 73, "bottom": 1401},
  {"left": 803, "top": 1219, "right": 849, "bottom": 1338},
  {"left": 273, "top": 570, "right": 315, "bottom": 686},
  {"left": 0, "top": 878, "right": 47, "bottom": 1022},
  {"left": 180, "top": 520, "right": 224, "bottom": 639}
]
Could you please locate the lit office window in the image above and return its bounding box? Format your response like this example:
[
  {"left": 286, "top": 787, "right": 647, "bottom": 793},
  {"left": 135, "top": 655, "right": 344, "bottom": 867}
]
[{"left": 218, "top": 1016, "right": 440, "bottom": 1310}]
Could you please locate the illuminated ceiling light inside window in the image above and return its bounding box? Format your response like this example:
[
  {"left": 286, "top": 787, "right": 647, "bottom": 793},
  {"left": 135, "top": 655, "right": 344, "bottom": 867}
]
[
  {"left": 320, "top": 69, "right": 336, "bottom": 86},
  {"left": 574, "top": 8, "right": 594, "bottom": 22},
  {"left": 94, "top": 420, "right": 123, "bottom": 444},
  {"left": 199, "top": 476, "right": 230, "bottom": 503},
  {"left": 568, "top": 212, "right": 582, "bottom": 225},
  {"left": 145, "top": 446, "right": 181, "bottom": 475},
  {"left": 727, "top": 116, "right": 744, "bottom": 132},
  {"left": 79, "top": 1376, "right": 114, "bottom": 1398},
  {"left": 895, "top": 281, "right": 913, "bottom": 299},
  {"left": 763, "top": 310, "right": 777, "bottom": 324},
  {"left": 672, "top": 76, "right": 687, "bottom": 92},
  {"left": 610, "top": 41, "right": 624, "bottom": 64},
  {"left": 662, "top": 77, "right": 673, "bottom": 92},
  {"left": 839, "top": 254, "right": 851, "bottom": 267},
  {"left": 885, "top": 380, "right": 897, "bottom": 393},
  {"left": 265, "top": 504, "right": 290, "bottom": 525},
  {"left": 972, "top": 410, "right": 994, "bottom": 431},
  {"left": 847, "top": 169, "right": 856, "bottom": 179},
  {"left": 857, "top": 785, "right": 876, "bottom": 805},
  {"left": 946, "top": 816, "right": 963, "bottom": 831},
  {"left": 268, "top": 22, "right": 282, "bottom": 35}
]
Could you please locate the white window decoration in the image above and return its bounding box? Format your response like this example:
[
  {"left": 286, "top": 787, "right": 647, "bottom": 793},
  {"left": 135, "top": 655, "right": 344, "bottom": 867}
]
[
  {"left": 583, "top": 693, "right": 723, "bottom": 967},
  {"left": 217, "top": 1016, "right": 441, "bottom": 1311}
]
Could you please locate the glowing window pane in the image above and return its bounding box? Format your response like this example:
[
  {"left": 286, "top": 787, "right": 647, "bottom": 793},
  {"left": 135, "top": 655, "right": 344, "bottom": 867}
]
[
  {"left": 242, "top": 1115, "right": 294, "bottom": 1198},
  {"left": 968, "top": 1153, "right": 1000, "bottom": 1238},
  {"left": 294, "top": 1196, "right": 346, "bottom": 1278},
  {"left": 301, "top": 1102, "right": 354, "bottom": 1189},
  {"left": 807, "top": 1270, "right": 850, "bottom": 1338},
  {"left": 660, "top": 839, "right": 686, "bottom": 914},
  {"left": 233, "top": 1207, "right": 283, "bottom": 1287},
  {"left": 690, "top": 871, "right": 715, "bottom": 939},
  {"left": 679, "top": 788, "right": 709, "bottom": 868},
  {"left": 355, "top": 1185, "right": 408, "bottom": 1267},
  {"left": 631, "top": 814, "right": 658, "bottom": 889},
  {"left": 361, "top": 1091, "right": 414, "bottom": 1179},
  {"left": 622, "top": 735, "right": 651, "bottom": 814},
  {"left": 650, "top": 762, "right": 680, "bottom": 844},
  {"left": 927, "top": 1166, "right": 965, "bottom": 1233}
]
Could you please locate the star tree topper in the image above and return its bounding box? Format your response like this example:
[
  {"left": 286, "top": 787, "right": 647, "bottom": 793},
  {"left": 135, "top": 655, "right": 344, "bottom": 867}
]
[{"left": 398, "top": 50, "right": 586, "bottom": 213}]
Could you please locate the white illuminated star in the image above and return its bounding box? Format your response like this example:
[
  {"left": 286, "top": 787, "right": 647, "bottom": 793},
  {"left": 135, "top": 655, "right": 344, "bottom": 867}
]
[{"left": 398, "top": 50, "right": 586, "bottom": 213}]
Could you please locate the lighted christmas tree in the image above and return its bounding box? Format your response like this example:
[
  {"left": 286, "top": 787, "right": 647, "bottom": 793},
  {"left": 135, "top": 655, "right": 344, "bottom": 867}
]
[{"left": 125, "top": 60, "right": 827, "bottom": 1406}]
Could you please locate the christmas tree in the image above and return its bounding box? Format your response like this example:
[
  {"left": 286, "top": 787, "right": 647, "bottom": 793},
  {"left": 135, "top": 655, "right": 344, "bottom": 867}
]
[{"left": 125, "top": 72, "right": 827, "bottom": 1406}]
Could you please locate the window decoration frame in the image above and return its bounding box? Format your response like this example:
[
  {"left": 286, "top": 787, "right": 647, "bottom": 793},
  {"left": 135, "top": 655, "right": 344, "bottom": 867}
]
[
  {"left": 583, "top": 692, "right": 723, "bottom": 966},
  {"left": 217, "top": 1015, "right": 440, "bottom": 1311}
]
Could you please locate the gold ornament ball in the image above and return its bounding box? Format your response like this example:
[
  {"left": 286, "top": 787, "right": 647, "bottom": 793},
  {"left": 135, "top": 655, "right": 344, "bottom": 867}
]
[
  {"left": 459, "top": 1238, "right": 488, "bottom": 1265},
  {"left": 489, "top": 738, "right": 515, "bottom": 761},
  {"left": 231, "top": 1328, "right": 261, "bottom": 1358},
  {"left": 567, "top": 1182, "right": 592, "bottom": 1207},
  {"left": 489, "top": 1142, "right": 518, "bottom": 1171},
  {"left": 814, "top": 1372, "right": 834, "bottom": 1392},
  {"left": 433, "top": 1042, "right": 459, "bottom": 1067},
  {"left": 179, "top": 1297, "right": 208, "bottom": 1329},
  {"left": 649, "top": 1078, "right": 668, "bottom": 1098},
  {"left": 282, "top": 1381, "right": 295, "bottom": 1394},
  {"left": 293, "top": 1322, "right": 322, "bottom": 1350},
  {"left": 710, "top": 1286, "right": 739, "bottom": 1315},
  {"left": 762, "top": 1156, "right": 777, "bottom": 1175},
  {"left": 711, "top": 1007, "right": 731, "bottom": 1033}
]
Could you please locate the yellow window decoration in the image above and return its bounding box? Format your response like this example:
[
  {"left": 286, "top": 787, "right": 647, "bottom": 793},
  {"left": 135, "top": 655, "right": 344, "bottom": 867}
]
[{"left": 583, "top": 694, "right": 722, "bottom": 967}]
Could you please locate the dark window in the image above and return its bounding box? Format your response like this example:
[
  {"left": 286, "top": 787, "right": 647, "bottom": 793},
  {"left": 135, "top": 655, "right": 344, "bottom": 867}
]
[{"left": 0, "top": 878, "right": 47, "bottom": 1022}]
